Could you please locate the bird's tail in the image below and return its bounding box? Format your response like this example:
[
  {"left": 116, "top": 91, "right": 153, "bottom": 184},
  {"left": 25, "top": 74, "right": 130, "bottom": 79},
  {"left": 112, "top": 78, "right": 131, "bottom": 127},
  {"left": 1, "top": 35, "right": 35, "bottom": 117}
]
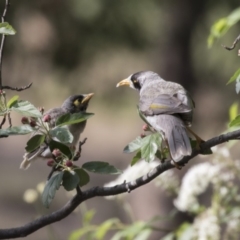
[{"left": 146, "top": 114, "right": 192, "bottom": 161}]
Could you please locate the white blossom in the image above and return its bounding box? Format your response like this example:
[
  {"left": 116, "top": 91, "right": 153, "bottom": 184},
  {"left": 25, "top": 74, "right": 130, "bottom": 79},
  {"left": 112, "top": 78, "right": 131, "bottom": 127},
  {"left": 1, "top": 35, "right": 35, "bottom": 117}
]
[
  {"left": 192, "top": 209, "right": 220, "bottom": 240},
  {"left": 174, "top": 162, "right": 221, "bottom": 212}
]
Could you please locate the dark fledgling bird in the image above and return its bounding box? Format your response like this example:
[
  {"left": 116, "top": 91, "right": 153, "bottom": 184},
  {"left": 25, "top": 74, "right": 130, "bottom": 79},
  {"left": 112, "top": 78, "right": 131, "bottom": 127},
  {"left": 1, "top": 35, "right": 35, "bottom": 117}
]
[
  {"left": 20, "top": 93, "right": 94, "bottom": 169},
  {"left": 117, "top": 71, "right": 201, "bottom": 162}
]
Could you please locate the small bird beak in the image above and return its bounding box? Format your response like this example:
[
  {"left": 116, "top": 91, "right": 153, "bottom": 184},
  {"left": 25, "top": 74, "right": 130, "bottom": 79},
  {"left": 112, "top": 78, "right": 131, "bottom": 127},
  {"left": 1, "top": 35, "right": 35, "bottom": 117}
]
[
  {"left": 81, "top": 93, "right": 94, "bottom": 104},
  {"left": 116, "top": 79, "right": 131, "bottom": 87}
]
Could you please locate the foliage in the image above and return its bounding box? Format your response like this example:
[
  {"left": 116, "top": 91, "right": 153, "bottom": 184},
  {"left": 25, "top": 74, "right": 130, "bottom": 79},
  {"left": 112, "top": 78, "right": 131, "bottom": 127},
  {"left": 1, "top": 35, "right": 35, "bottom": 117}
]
[{"left": 208, "top": 7, "right": 240, "bottom": 47}]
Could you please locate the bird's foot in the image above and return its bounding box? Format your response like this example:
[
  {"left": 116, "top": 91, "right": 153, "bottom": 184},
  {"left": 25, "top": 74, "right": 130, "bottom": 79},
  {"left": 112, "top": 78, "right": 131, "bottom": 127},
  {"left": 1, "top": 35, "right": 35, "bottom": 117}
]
[{"left": 171, "top": 160, "right": 182, "bottom": 170}]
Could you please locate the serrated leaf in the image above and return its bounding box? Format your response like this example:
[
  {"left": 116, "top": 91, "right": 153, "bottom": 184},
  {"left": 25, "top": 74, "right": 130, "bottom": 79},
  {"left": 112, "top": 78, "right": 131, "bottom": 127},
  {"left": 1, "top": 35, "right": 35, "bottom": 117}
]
[
  {"left": 11, "top": 100, "right": 42, "bottom": 117},
  {"left": 0, "top": 22, "right": 16, "bottom": 35},
  {"left": 82, "top": 161, "right": 122, "bottom": 175},
  {"left": 7, "top": 95, "right": 19, "bottom": 108},
  {"left": 74, "top": 168, "right": 90, "bottom": 187},
  {"left": 62, "top": 170, "right": 80, "bottom": 191},
  {"left": 229, "top": 115, "right": 240, "bottom": 127},
  {"left": 56, "top": 112, "right": 94, "bottom": 127},
  {"left": 25, "top": 134, "right": 45, "bottom": 152},
  {"left": 227, "top": 68, "right": 240, "bottom": 85},
  {"left": 49, "top": 140, "right": 72, "bottom": 159},
  {"left": 42, "top": 171, "right": 64, "bottom": 208},
  {"left": 141, "top": 133, "right": 162, "bottom": 162},
  {"left": 49, "top": 126, "right": 73, "bottom": 144},
  {"left": 124, "top": 137, "right": 142, "bottom": 153},
  {"left": 0, "top": 125, "right": 34, "bottom": 136},
  {"left": 131, "top": 150, "right": 142, "bottom": 166}
]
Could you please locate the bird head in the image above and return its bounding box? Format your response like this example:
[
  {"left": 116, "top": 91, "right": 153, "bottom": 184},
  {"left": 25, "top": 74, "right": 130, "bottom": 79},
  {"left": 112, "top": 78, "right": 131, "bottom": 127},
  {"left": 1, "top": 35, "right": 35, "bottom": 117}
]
[
  {"left": 62, "top": 93, "right": 94, "bottom": 113},
  {"left": 116, "top": 71, "right": 160, "bottom": 91}
]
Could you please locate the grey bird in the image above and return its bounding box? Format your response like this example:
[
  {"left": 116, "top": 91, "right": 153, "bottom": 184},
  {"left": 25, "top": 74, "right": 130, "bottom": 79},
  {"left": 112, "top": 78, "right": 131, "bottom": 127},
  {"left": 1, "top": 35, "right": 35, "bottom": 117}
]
[
  {"left": 20, "top": 93, "right": 94, "bottom": 169},
  {"left": 116, "top": 71, "right": 201, "bottom": 162}
]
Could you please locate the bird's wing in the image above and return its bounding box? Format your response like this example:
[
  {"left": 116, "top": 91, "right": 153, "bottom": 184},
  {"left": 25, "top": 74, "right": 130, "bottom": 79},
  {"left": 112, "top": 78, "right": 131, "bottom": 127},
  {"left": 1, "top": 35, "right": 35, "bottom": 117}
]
[
  {"left": 140, "top": 94, "right": 192, "bottom": 115},
  {"left": 44, "top": 107, "right": 67, "bottom": 127}
]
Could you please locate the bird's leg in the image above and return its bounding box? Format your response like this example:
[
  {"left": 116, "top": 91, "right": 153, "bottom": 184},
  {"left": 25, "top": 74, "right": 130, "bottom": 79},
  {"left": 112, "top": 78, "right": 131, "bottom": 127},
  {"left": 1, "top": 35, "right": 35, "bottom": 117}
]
[
  {"left": 171, "top": 160, "right": 182, "bottom": 170},
  {"left": 186, "top": 127, "right": 204, "bottom": 149}
]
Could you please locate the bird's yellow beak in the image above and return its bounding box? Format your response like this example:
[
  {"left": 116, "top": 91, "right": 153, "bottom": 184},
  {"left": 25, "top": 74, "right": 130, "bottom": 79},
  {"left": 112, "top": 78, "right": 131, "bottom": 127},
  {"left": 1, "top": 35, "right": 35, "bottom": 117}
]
[
  {"left": 116, "top": 79, "right": 131, "bottom": 87},
  {"left": 81, "top": 93, "right": 94, "bottom": 104}
]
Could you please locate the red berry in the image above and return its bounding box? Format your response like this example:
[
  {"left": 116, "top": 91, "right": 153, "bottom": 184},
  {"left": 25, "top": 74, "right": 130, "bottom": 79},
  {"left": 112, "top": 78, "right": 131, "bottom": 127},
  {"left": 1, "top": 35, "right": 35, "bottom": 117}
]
[
  {"left": 43, "top": 114, "right": 51, "bottom": 122},
  {"left": 30, "top": 120, "right": 37, "bottom": 127},
  {"left": 65, "top": 160, "right": 73, "bottom": 167},
  {"left": 140, "top": 133, "right": 146, "bottom": 138},
  {"left": 47, "top": 159, "right": 55, "bottom": 167},
  {"left": 52, "top": 149, "right": 61, "bottom": 157},
  {"left": 21, "top": 117, "right": 29, "bottom": 124}
]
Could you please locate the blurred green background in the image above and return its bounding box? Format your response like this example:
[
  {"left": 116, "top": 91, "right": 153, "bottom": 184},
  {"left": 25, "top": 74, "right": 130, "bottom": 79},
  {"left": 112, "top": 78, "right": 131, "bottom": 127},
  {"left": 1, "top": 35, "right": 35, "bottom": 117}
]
[{"left": 0, "top": 0, "right": 240, "bottom": 239}]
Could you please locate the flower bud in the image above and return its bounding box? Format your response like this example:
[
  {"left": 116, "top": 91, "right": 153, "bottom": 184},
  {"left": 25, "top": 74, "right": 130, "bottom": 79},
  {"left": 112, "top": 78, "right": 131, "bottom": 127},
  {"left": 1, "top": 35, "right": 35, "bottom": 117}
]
[
  {"left": 30, "top": 120, "right": 37, "bottom": 127},
  {"left": 43, "top": 114, "right": 51, "bottom": 122},
  {"left": 52, "top": 149, "right": 61, "bottom": 157},
  {"left": 142, "top": 124, "right": 149, "bottom": 131},
  {"left": 21, "top": 117, "right": 29, "bottom": 124},
  {"left": 140, "top": 133, "right": 146, "bottom": 138},
  {"left": 47, "top": 159, "right": 55, "bottom": 167},
  {"left": 65, "top": 160, "right": 73, "bottom": 167}
]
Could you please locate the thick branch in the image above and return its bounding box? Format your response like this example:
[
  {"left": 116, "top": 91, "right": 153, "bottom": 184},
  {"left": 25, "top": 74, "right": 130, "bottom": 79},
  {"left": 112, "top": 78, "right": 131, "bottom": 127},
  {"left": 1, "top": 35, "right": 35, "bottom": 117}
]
[{"left": 0, "top": 128, "right": 240, "bottom": 239}]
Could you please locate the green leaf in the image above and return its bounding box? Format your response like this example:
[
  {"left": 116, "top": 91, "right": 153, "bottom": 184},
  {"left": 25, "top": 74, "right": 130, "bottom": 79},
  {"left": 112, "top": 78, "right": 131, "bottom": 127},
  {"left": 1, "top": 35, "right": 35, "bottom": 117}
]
[
  {"left": 11, "top": 100, "right": 42, "bottom": 117},
  {"left": 229, "top": 102, "right": 238, "bottom": 122},
  {"left": 0, "top": 125, "right": 34, "bottom": 136},
  {"left": 0, "top": 22, "right": 16, "bottom": 35},
  {"left": 82, "top": 161, "right": 122, "bottom": 175},
  {"left": 42, "top": 171, "right": 64, "bottom": 208},
  {"left": 49, "top": 140, "right": 72, "bottom": 159},
  {"left": 62, "top": 170, "right": 80, "bottom": 191},
  {"left": 74, "top": 168, "right": 90, "bottom": 187},
  {"left": 131, "top": 150, "right": 142, "bottom": 166},
  {"left": 25, "top": 134, "right": 45, "bottom": 152},
  {"left": 229, "top": 115, "right": 240, "bottom": 127},
  {"left": 141, "top": 133, "right": 162, "bottom": 162},
  {"left": 56, "top": 112, "right": 94, "bottom": 127},
  {"left": 94, "top": 218, "right": 120, "bottom": 240},
  {"left": 49, "top": 126, "right": 73, "bottom": 144},
  {"left": 124, "top": 137, "right": 142, "bottom": 153},
  {"left": 227, "top": 68, "right": 240, "bottom": 85},
  {"left": 69, "top": 227, "right": 93, "bottom": 240},
  {"left": 7, "top": 95, "right": 19, "bottom": 108}
]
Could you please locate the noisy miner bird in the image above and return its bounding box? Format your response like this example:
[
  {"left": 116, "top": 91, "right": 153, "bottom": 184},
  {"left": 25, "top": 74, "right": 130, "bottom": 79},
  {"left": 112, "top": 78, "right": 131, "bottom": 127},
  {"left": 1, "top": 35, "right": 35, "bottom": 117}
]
[
  {"left": 117, "top": 71, "right": 202, "bottom": 162},
  {"left": 20, "top": 93, "right": 94, "bottom": 169}
]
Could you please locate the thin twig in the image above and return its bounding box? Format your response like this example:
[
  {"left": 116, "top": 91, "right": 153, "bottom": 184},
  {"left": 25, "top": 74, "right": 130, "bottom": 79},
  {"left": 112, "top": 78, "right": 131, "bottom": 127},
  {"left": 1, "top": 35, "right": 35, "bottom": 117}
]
[
  {"left": 0, "top": 0, "right": 10, "bottom": 90},
  {"left": 2, "top": 82, "right": 33, "bottom": 91},
  {"left": 47, "top": 166, "right": 57, "bottom": 180},
  {"left": 73, "top": 138, "right": 87, "bottom": 161},
  {"left": 0, "top": 114, "right": 6, "bottom": 128},
  {"left": 222, "top": 34, "right": 240, "bottom": 51}
]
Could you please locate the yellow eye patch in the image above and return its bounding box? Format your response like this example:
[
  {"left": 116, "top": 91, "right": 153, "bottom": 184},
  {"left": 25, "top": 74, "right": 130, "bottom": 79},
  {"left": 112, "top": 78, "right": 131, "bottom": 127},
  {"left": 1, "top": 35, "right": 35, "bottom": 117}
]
[{"left": 73, "top": 99, "right": 81, "bottom": 106}]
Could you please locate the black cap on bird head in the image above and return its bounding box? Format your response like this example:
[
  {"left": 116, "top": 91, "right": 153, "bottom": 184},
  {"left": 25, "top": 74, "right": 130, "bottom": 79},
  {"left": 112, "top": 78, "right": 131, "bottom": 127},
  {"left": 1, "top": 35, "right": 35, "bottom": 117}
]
[
  {"left": 61, "top": 93, "right": 94, "bottom": 113},
  {"left": 116, "top": 71, "right": 160, "bottom": 91}
]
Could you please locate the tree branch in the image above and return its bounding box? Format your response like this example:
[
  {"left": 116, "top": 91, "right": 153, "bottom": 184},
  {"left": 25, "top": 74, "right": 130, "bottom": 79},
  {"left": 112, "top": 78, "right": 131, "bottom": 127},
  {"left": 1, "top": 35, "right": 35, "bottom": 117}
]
[
  {"left": 0, "top": 0, "right": 9, "bottom": 90},
  {"left": 222, "top": 34, "right": 240, "bottom": 51},
  {"left": 0, "top": 128, "right": 240, "bottom": 239}
]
